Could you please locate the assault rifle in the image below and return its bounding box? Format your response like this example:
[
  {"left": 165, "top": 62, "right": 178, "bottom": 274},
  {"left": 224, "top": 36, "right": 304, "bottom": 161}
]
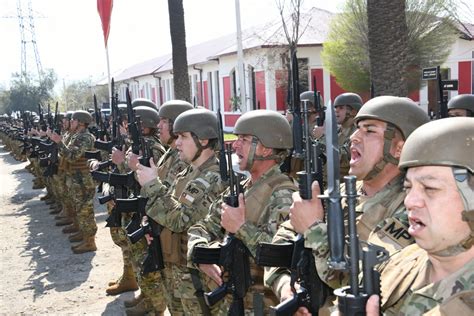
[
  {"left": 281, "top": 49, "right": 303, "bottom": 175},
  {"left": 38, "top": 103, "right": 47, "bottom": 132},
  {"left": 255, "top": 99, "right": 330, "bottom": 315},
  {"left": 94, "top": 78, "right": 123, "bottom": 154},
  {"left": 334, "top": 176, "right": 389, "bottom": 315},
  {"left": 42, "top": 102, "right": 60, "bottom": 177},
  {"left": 111, "top": 90, "right": 163, "bottom": 275},
  {"left": 319, "top": 105, "right": 389, "bottom": 315},
  {"left": 112, "top": 88, "right": 152, "bottom": 231},
  {"left": 192, "top": 143, "right": 251, "bottom": 315},
  {"left": 313, "top": 76, "right": 325, "bottom": 127},
  {"left": 290, "top": 49, "right": 303, "bottom": 159},
  {"left": 92, "top": 94, "right": 108, "bottom": 141},
  {"left": 436, "top": 66, "right": 448, "bottom": 119}
]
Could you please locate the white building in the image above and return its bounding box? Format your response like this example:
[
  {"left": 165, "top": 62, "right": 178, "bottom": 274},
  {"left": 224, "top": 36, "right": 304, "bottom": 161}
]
[{"left": 104, "top": 8, "right": 474, "bottom": 128}]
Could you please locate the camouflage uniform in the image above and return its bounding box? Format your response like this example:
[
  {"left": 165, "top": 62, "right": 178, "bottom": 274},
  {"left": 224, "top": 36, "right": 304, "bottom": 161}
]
[
  {"left": 304, "top": 176, "right": 409, "bottom": 288},
  {"left": 125, "top": 132, "right": 167, "bottom": 312},
  {"left": 143, "top": 155, "right": 227, "bottom": 315},
  {"left": 187, "top": 165, "right": 297, "bottom": 314},
  {"left": 379, "top": 244, "right": 474, "bottom": 315},
  {"left": 265, "top": 176, "right": 410, "bottom": 299},
  {"left": 58, "top": 128, "right": 97, "bottom": 241}
]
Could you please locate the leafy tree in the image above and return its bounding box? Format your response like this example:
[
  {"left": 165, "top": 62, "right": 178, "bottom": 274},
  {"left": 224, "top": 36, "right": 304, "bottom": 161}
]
[
  {"left": 1, "top": 69, "right": 57, "bottom": 114},
  {"left": 59, "top": 79, "right": 108, "bottom": 112},
  {"left": 322, "top": 0, "right": 460, "bottom": 95}
]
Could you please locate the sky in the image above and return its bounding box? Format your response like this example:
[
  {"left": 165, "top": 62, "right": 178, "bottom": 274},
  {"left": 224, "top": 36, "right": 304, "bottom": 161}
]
[{"left": 0, "top": 0, "right": 346, "bottom": 90}]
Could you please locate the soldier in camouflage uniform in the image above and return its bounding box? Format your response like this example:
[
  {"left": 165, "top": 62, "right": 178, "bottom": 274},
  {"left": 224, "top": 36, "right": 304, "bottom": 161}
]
[
  {"left": 53, "top": 111, "right": 80, "bottom": 232},
  {"left": 266, "top": 96, "right": 429, "bottom": 313},
  {"left": 103, "top": 103, "right": 167, "bottom": 297},
  {"left": 365, "top": 117, "right": 474, "bottom": 315},
  {"left": 312, "top": 92, "right": 363, "bottom": 180},
  {"left": 50, "top": 110, "right": 97, "bottom": 254},
  {"left": 122, "top": 100, "right": 192, "bottom": 315},
  {"left": 187, "top": 110, "right": 297, "bottom": 314},
  {"left": 447, "top": 93, "right": 474, "bottom": 117},
  {"left": 136, "top": 108, "right": 227, "bottom": 315}
]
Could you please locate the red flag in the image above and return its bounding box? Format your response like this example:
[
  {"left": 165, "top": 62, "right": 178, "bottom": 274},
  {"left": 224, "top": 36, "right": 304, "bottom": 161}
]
[{"left": 97, "top": 0, "right": 113, "bottom": 47}]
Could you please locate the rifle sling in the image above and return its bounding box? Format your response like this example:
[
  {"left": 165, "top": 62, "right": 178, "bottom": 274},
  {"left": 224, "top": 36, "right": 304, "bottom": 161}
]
[{"left": 189, "top": 268, "right": 212, "bottom": 316}]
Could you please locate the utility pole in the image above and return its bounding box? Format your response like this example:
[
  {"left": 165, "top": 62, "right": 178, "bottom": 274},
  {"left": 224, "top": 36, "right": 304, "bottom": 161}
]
[{"left": 235, "top": 0, "right": 246, "bottom": 112}]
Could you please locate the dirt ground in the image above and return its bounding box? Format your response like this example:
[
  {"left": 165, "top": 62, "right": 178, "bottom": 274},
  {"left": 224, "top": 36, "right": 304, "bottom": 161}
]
[{"left": 0, "top": 142, "right": 141, "bottom": 315}]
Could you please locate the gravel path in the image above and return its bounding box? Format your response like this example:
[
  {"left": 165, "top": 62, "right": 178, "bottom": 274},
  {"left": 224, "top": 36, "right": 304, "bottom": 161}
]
[{"left": 0, "top": 143, "right": 137, "bottom": 315}]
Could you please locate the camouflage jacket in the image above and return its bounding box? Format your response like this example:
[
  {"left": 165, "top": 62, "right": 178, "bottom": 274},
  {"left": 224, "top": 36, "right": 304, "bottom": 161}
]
[
  {"left": 58, "top": 129, "right": 95, "bottom": 168},
  {"left": 143, "top": 155, "right": 226, "bottom": 233},
  {"left": 187, "top": 164, "right": 297, "bottom": 260},
  {"left": 187, "top": 164, "right": 297, "bottom": 310},
  {"left": 304, "top": 175, "right": 410, "bottom": 289},
  {"left": 380, "top": 244, "right": 474, "bottom": 315},
  {"left": 156, "top": 147, "right": 188, "bottom": 190}
]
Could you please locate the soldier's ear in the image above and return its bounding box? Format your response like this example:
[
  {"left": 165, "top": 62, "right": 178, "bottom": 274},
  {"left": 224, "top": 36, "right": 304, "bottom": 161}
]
[
  {"left": 393, "top": 140, "right": 404, "bottom": 159},
  {"left": 259, "top": 145, "right": 273, "bottom": 157}
]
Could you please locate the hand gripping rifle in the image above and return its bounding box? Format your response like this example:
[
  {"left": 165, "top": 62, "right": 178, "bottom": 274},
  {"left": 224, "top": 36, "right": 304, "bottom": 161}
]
[
  {"left": 320, "top": 105, "right": 388, "bottom": 315},
  {"left": 255, "top": 99, "right": 330, "bottom": 315},
  {"left": 192, "top": 144, "right": 251, "bottom": 316}
]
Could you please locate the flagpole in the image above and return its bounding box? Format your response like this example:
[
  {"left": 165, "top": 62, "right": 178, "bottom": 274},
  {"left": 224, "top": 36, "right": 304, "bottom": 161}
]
[{"left": 105, "top": 45, "right": 112, "bottom": 103}]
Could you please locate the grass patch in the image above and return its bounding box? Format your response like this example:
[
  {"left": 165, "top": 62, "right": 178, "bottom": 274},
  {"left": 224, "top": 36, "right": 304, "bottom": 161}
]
[{"left": 224, "top": 133, "right": 237, "bottom": 141}]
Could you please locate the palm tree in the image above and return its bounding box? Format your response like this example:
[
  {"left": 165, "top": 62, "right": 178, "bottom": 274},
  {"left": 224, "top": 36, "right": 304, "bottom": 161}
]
[
  {"left": 168, "top": 0, "right": 190, "bottom": 102},
  {"left": 367, "top": 0, "right": 409, "bottom": 96}
]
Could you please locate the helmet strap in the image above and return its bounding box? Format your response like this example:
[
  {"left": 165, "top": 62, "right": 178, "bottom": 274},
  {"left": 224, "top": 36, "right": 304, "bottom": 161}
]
[
  {"left": 167, "top": 121, "right": 176, "bottom": 146},
  {"left": 190, "top": 133, "right": 210, "bottom": 162},
  {"left": 363, "top": 125, "right": 399, "bottom": 180},
  {"left": 431, "top": 169, "right": 473, "bottom": 256},
  {"left": 245, "top": 136, "right": 259, "bottom": 170}
]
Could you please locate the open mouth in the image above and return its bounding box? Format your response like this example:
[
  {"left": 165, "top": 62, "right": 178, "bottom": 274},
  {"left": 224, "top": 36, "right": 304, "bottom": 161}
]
[
  {"left": 350, "top": 147, "right": 362, "bottom": 165},
  {"left": 408, "top": 215, "right": 425, "bottom": 235}
]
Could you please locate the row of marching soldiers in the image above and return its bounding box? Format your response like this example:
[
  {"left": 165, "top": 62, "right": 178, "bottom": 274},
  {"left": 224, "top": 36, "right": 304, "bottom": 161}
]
[{"left": 0, "top": 91, "right": 473, "bottom": 316}]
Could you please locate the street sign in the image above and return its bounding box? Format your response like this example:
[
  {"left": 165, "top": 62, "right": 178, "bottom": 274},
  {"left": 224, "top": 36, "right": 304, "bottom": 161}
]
[
  {"left": 422, "top": 67, "right": 438, "bottom": 80},
  {"left": 442, "top": 80, "right": 458, "bottom": 91}
]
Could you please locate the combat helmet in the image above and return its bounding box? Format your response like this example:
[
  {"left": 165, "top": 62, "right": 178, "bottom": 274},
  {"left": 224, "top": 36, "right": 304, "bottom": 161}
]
[
  {"left": 334, "top": 92, "right": 363, "bottom": 111},
  {"left": 72, "top": 110, "right": 93, "bottom": 124},
  {"left": 65, "top": 111, "right": 74, "bottom": 120},
  {"left": 447, "top": 94, "right": 474, "bottom": 116},
  {"left": 132, "top": 98, "right": 157, "bottom": 109},
  {"left": 133, "top": 106, "right": 160, "bottom": 129},
  {"left": 173, "top": 108, "right": 218, "bottom": 161},
  {"left": 174, "top": 108, "right": 218, "bottom": 140},
  {"left": 159, "top": 100, "right": 194, "bottom": 121},
  {"left": 354, "top": 96, "right": 430, "bottom": 180},
  {"left": 233, "top": 110, "right": 292, "bottom": 169},
  {"left": 300, "top": 91, "right": 324, "bottom": 111},
  {"left": 117, "top": 102, "right": 128, "bottom": 120},
  {"left": 399, "top": 117, "right": 474, "bottom": 254},
  {"left": 158, "top": 100, "right": 193, "bottom": 144}
]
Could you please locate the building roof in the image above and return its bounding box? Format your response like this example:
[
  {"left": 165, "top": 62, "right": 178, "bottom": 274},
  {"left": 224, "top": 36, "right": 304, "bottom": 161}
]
[
  {"left": 112, "top": 8, "right": 472, "bottom": 82},
  {"left": 457, "top": 22, "right": 474, "bottom": 40},
  {"left": 114, "top": 7, "right": 334, "bottom": 81}
]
